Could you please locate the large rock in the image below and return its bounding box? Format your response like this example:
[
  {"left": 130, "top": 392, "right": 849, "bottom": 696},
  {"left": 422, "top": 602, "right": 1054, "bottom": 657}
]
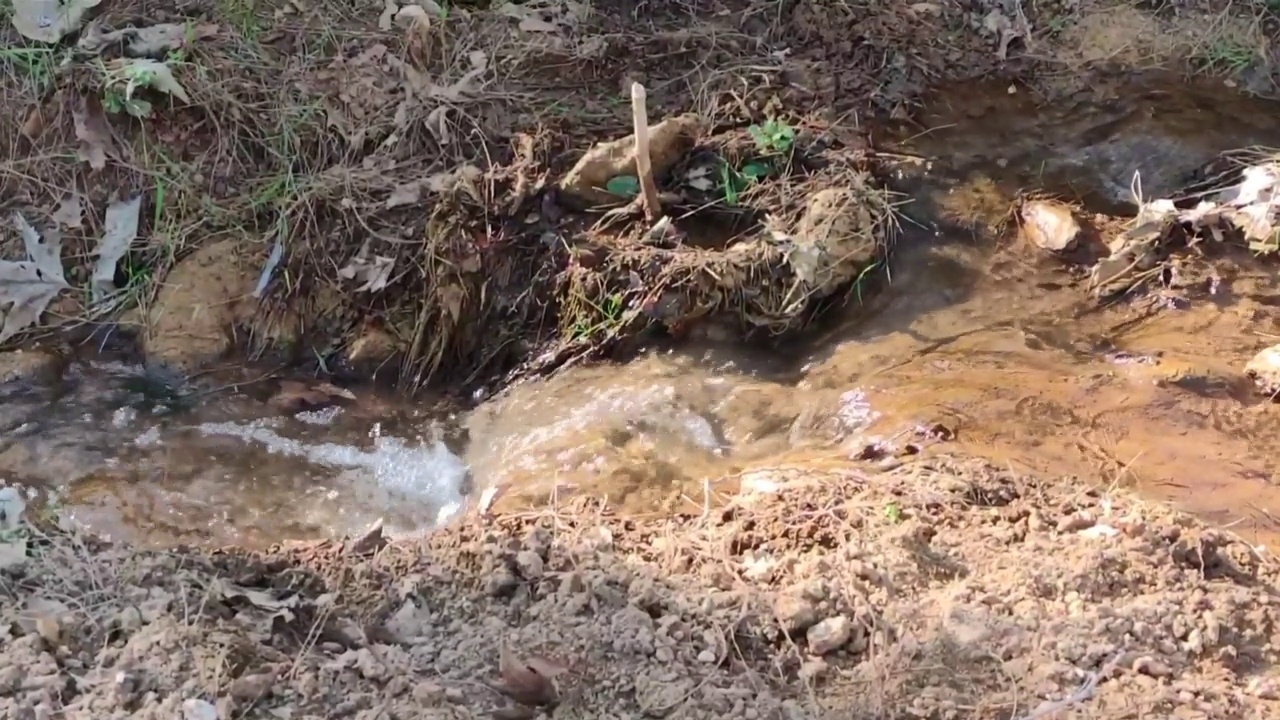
[
  {"left": 145, "top": 238, "right": 257, "bottom": 373},
  {"left": 558, "top": 114, "right": 702, "bottom": 208}
]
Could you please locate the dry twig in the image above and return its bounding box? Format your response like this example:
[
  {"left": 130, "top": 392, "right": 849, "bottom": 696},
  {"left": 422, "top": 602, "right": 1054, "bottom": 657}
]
[{"left": 630, "top": 82, "right": 662, "bottom": 222}]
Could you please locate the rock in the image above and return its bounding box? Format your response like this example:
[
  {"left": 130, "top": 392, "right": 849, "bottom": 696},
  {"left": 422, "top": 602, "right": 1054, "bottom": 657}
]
[
  {"left": 145, "top": 238, "right": 258, "bottom": 374},
  {"left": 1020, "top": 200, "right": 1080, "bottom": 252},
  {"left": 1245, "top": 344, "right": 1280, "bottom": 397},
  {"left": 558, "top": 114, "right": 702, "bottom": 207},
  {"left": 697, "top": 649, "right": 717, "bottom": 663},
  {"left": 515, "top": 550, "right": 545, "bottom": 580},
  {"left": 806, "top": 616, "right": 852, "bottom": 655},
  {"left": 182, "top": 698, "right": 219, "bottom": 720},
  {"left": 774, "top": 594, "right": 819, "bottom": 634},
  {"left": 786, "top": 178, "right": 891, "bottom": 298},
  {"left": 228, "top": 670, "right": 278, "bottom": 702},
  {"left": 0, "top": 348, "right": 65, "bottom": 385},
  {"left": 341, "top": 321, "right": 402, "bottom": 379}
]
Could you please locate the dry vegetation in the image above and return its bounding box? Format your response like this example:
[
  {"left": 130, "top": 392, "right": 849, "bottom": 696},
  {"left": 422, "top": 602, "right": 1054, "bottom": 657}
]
[{"left": 0, "top": 0, "right": 1276, "bottom": 392}]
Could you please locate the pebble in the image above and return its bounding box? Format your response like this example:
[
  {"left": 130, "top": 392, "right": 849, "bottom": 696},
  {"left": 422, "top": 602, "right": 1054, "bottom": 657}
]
[
  {"left": 182, "top": 699, "right": 219, "bottom": 720},
  {"left": 806, "top": 617, "right": 852, "bottom": 655},
  {"left": 515, "top": 550, "right": 545, "bottom": 580},
  {"left": 1020, "top": 200, "right": 1080, "bottom": 252},
  {"left": 774, "top": 594, "right": 818, "bottom": 633},
  {"left": 697, "top": 650, "right": 717, "bottom": 663}
]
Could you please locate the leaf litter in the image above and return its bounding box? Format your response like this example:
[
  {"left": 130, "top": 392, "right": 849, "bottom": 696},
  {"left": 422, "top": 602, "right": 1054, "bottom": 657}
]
[
  {"left": 10, "top": 0, "right": 102, "bottom": 43},
  {"left": 0, "top": 213, "right": 69, "bottom": 344},
  {"left": 90, "top": 194, "right": 144, "bottom": 303}
]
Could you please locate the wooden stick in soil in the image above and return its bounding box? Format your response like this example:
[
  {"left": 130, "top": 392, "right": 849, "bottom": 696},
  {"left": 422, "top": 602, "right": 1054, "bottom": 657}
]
[{"left": 630, "top": 82, "right": 662, "bottom": 222}]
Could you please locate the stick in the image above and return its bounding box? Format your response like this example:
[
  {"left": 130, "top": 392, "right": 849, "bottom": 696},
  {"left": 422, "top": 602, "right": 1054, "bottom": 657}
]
[{"left": 630, "top": 82, "right": 662, "bottom": 222}]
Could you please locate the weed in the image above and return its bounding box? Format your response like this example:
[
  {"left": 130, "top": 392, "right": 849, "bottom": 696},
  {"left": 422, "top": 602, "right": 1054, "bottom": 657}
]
[
  {"left": 749, "top": 119, "right": 795, "bottom": 156},
  {"left": 569, "top": 292, "right": 627, "bottom": 341},
  {"left": 1196, "top": 37, "right": 1256, "bottom": 74},
  {"left": 883, "top": 502, "right": 903, "bottom": 523}
]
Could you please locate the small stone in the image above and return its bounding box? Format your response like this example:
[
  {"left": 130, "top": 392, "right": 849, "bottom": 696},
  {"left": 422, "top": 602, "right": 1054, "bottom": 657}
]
[
  {"left": 113, "top": 607, "right": 144, "bottom": 632},
  {"left": 806, "top": 617, "right": 852, "bottom": 655},
  {"left": 486, "top": 569, "right": 518, "bottom": 597},
  {"left": 654, "top": 646, "right": 674, "bottom": 663},
  {"left": 515, "top": 550, "right": 545, "bottom": 580},
  {"left": 1132, "top": 656, "right": 1172, "bottom": 678},
  {"left": 697, "top": 650, "right": 717, "bottom": 663},
  {"left": 413, "top": 681, "right": 445, "bottom": 704},
  {"left": 1245, "top": 344, "right": 1280, "bottom": 397},
  {"left": 182, "top": 698, "right": 219, "bottom": 720},
  {"left": 1056, "top": 513, "right": 1095, "bottom": 533},
  {"left": 228, "top": 670, "right": 277, "bottom": 702},
  {"left": 1020, "top": 200, "right": 1080, "bottom": 252},
  {"left": 774, "top": 594, "right": 818, "bottom": 633}
]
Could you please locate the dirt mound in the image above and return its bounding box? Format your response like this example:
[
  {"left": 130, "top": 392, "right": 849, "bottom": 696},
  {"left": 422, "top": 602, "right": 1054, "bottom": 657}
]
[{"left": 3, "top": 457, "right": 1279, "bottom": 719}]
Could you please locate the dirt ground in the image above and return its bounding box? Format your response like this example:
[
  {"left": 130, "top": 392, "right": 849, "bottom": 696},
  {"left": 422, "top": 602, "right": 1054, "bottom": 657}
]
[
  {"left": 2, "top": 456, "right": 1279, "bottom": 719},
  {"left": 2, "top": 0, "right": 1279, "bottom": 391}
]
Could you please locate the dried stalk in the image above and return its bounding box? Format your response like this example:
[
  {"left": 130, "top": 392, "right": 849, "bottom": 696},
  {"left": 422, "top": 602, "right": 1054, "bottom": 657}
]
[{"left": 630, "top": 82, "right": 662, "bottom": 222}]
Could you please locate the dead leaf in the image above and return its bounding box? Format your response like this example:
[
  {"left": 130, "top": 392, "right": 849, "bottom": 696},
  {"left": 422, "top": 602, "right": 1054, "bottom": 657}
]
[
  {"left": 338, "top": 245, "right": 396, "bottom": 292},
  {"left": 0, "top": 213, "right": 70, "bottom": 344},
  {"left": 209, "top": 578, "right": 300, "bottom": 612},
  {"left": 20, "top": 107, "right": 45, "bottom": 141},
  {"left": 11, "top": 0, "right": 102, "bottom": 43},
  {"left": 493, "top": 644, "right": 560, "bottom": 707},
  {"left": 91, "top": 194, "right": 144, "bottom": 302},
  {"left": 52, "top": 195, "right": 84, "bottom": 230},
  {"left": 385, "top": 164, "right": 482, "bottom": 208},
  {"left": 80, "top": 21, "right": 219, "bottom": 57},
  {"left": 109, "top": 58, "right": 191, "bottom": 104},
  {"left": 73, "top": 95, "right": 114, "bottom": 170}
]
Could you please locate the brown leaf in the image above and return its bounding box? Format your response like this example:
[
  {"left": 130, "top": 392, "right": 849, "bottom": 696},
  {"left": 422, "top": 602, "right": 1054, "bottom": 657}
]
[
  {"left": 20, "top": 106, "right": 45, "bottom": 141},
  {"left": 73, "top": 94, "right": 114, "bottom": 170},
  {"left": 495, "top": 645, "right": 559, "bottom": 707}
]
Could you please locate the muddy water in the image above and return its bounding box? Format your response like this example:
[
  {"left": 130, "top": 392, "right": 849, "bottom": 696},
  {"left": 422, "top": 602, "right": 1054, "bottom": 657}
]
[{"left": 5, "top": 75, "right": 1280, "bottom": 547}]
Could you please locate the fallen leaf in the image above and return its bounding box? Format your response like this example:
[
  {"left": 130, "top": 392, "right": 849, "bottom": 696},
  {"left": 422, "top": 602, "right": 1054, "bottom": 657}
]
[
  {"left": 108, "top": 58, "right": 191, "bottom": 104},
  {"left": 11, "top": 0, "right": 102, "bottom": 43},
  {"left": 79, "top": 22, "right": 219, "bottom": 57},
  {"left": 338, "top": 252, "right": 396, "bottom": 292},
  {"left": 385, "top": 164, "right": 483, "bottom": 208},
  {"left": 73, "top": 95, "right": 114, "bottom": 170},
  {"left": 0, "top": 213, "right": 70, "bottom": 344},
  {"left": 51, "top": 195, "right": 83, "bottom": 229},
  {"left": 20, "top": 107, "right": 45, "bottom": 141},
  {"left": 91, "top": 194, "right": 144, "bottom": 302}
]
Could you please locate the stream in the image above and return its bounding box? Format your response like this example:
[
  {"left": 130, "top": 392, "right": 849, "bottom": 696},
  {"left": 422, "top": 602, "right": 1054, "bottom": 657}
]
[{"left": 4, "top": 73, "right": 1280, "bottom": 549}]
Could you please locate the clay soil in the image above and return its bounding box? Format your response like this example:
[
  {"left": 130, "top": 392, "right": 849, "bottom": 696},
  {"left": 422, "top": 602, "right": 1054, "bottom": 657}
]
[{"left": 4, "top": 456, "right": 1280, "bottom": 719}]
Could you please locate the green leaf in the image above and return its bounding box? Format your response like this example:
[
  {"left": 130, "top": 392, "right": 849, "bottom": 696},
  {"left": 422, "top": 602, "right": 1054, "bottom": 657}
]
[
  {"left": 740, "top": 161, "right": 770, "bottom": 181},
  {"left": 606, "top": 175, "right": 640, "bottom": 198}
]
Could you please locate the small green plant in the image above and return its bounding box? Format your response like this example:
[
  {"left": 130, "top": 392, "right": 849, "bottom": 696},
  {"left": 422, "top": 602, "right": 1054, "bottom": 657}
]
[
  {"left": 883, "top": 502, "right": 903, "bottom": 524},
  {"left": 749, "top": 119, "right": 795, "bottom": 156},
  {"left": 569, "top": 292, "right": 627, "bottom": 341}
]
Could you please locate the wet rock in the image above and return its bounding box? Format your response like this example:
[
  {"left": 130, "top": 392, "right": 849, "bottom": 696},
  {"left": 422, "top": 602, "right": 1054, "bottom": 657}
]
[
  {"left": 806, "top": 616, "right": 852, "bottom": 655},
  {"left": 146, "top": 238, "right": 257, "bottom": 374},
  {"left": 786, "top": 178, "right": 891, "bottom": 298},
  {"left": 341, "top": 321, "right": 403, "bottom": 379},
  {"left": 1244, "top": 344, "right": 1280, "bottom": 397},
  {"left": 1019, "top": 200, "right": 1080, "bottom": 252},
  {"left": 558, "top": 114, "right": 702, "bottom": 208}
]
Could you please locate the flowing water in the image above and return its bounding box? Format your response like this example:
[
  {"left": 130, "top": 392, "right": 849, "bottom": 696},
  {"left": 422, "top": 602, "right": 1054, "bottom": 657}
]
[{"left": 5, "top": 73, "right": 1280, "bottom": 548}]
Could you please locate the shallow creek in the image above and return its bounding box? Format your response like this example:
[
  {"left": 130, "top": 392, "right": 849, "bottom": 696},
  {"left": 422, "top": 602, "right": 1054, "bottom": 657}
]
[{"left": 4, "top": 74, "right": 1280, "bottom": 548}]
